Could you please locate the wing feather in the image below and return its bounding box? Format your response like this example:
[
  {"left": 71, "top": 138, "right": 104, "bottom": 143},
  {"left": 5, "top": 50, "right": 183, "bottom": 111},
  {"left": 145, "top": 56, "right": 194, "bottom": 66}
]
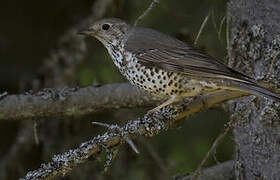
[{"left": 124, "top": 27, "right": 255, "bottom": 84}]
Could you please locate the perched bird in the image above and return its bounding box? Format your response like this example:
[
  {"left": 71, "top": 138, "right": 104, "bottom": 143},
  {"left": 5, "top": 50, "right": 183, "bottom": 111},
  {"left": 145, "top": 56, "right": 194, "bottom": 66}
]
[{"left": 78, "top": 18, "right": 280, "bottom": 112}]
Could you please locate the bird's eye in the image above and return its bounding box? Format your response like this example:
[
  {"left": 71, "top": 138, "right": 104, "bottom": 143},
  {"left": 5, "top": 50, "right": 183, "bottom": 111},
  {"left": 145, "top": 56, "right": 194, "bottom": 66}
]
[{"left": 102, "top": 24, "right": 110, "bottom": 31}]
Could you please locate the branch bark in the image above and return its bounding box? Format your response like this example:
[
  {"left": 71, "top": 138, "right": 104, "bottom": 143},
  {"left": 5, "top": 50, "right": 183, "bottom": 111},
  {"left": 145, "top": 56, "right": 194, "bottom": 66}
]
[
  {"left": 173, "top": 161, "right": 234, "bottom": 180},
  {"left": 0, "top": 83, "right": 159, "bottom": 121},
  {"left": 20, "top": 90, "right": 246, "bottom": 180}
]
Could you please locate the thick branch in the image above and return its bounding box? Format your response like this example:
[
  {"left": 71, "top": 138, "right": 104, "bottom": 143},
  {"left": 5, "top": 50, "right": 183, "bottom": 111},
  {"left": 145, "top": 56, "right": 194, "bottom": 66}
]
[
  {"left": 0, "top": 83, "right": 159, "bottom": 121},
  {"left": 1, "top": 81, "right": 277, "bottom": 121},
  {"left": 20, "top": 90, "right": 246, "bottom": 180},
  {"left": 173, "top": 161, "right": 234, "bottom": 180}
]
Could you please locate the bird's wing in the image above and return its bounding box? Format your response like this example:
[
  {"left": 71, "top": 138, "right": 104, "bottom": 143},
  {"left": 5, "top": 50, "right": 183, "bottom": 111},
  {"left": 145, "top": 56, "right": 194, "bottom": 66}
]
[{"left": 124, "top": 27, "right": 255, "bottom": 83}]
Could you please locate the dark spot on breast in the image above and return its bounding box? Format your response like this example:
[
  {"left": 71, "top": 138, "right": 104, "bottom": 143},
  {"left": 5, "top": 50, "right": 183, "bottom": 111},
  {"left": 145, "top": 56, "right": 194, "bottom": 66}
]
[
  {"left": 167, "top": 72, "right": 173, "bottom": 77},
  {"left": 152, "top": 80, "right": 155, "bottom": 83},
  {"left": 163, "top": 84, "right": 166, "bottom": 88},
  {"left": 151, "top": 71, "right": 154, "bottom": 76},
  {"left": 157, "top": 75, "right": 161, "bottom": 79},
  {"left": 168, "top": 80, "right": 173, "bottom": 86},
  {"left": 155, "top": 68, "right": 159, "bottom": 73}
]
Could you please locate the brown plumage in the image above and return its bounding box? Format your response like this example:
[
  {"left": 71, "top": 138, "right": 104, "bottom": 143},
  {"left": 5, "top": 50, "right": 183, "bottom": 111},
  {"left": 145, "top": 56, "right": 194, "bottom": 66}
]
[{"left": 78, "top": 18, "right": 280, "bottom": 111}]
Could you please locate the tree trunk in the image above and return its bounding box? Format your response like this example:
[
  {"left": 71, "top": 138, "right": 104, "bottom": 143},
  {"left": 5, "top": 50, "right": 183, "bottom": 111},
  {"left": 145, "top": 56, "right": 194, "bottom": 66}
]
[{"left": 228, "top": 0, "right": 280, "bottom": 179}]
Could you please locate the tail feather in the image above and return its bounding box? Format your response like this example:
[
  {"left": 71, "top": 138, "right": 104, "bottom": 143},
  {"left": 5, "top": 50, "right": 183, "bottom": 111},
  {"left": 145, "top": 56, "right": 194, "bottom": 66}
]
[{"left": 231, "top": 82, "right": 280, "bottom": 101}]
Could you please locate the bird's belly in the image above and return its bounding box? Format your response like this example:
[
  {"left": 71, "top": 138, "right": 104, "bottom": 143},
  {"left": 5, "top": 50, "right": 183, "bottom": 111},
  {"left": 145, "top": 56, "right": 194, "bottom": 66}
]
[{"left": 123, "top": 61, "right": 218, "bottom": 98}]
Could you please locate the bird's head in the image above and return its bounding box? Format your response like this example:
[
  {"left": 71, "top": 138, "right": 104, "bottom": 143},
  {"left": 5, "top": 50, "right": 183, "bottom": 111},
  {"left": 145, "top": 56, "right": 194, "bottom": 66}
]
[{"left": 78, "top": 18, "right": 131, "bottom": 47}]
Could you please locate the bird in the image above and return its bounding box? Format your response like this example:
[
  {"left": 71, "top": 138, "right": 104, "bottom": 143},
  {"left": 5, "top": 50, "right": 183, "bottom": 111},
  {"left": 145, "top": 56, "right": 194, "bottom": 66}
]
[{"left": 78, "top": 18, "right": 280, "bottom": 112}]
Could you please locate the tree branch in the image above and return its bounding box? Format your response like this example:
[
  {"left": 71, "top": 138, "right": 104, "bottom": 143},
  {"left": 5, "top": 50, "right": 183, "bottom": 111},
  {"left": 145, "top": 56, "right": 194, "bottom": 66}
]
[
  {"left": 20, "top": 90, "right": 246, "bottom": 180},
  {"left": 173, "top": 161, "right": 234, "bottom": 180},
  {"left": 134, "top": 0, "right": 159, "bottom": 26},
  {"left": 0, "top": 83, "right": 159, "bottom": 121},
  {"left": 1, "top": 81, "right": 277, "bottom": 122}
]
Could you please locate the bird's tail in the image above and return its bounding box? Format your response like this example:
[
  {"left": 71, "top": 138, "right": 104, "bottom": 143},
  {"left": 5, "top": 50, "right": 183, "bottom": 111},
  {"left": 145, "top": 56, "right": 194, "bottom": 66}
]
[{"left": 229, "top": 81, "right": 280, "bottom": 101}]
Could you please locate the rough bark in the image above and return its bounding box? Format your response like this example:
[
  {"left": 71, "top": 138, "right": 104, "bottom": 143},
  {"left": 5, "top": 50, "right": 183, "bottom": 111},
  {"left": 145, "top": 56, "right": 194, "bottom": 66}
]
[
  {"left": 228, "top": 0, "right": 280, "bottom": 179},
  {"left": 20, "top": 90, "right": 245, "bottom": 180},
  {"left": 0, "top": 83, "right": 159, "bottom": 121},
  {"left": 173, "top": 161, "right": 234, "bottom": 180}
]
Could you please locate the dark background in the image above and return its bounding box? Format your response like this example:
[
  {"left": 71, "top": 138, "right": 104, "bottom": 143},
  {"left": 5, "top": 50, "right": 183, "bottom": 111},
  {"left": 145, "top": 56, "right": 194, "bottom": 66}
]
[{"left": 0, "top": 0, "right": 232, "bottom": 179}]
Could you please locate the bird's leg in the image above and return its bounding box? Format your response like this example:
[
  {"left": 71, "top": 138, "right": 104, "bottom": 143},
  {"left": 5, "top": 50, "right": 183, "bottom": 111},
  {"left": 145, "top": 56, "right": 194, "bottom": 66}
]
[
  {"left": 148, "top": 95, "right": 178, "bottom": 114},
  {"left": 147, "top": 88, "right": 224, "bottom": 114}
]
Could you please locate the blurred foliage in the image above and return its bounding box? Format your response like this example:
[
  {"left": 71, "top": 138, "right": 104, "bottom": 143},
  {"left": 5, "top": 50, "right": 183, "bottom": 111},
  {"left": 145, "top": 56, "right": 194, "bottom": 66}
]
[{"left": 0, "top": 0, "right": 234, "bottom": 180}]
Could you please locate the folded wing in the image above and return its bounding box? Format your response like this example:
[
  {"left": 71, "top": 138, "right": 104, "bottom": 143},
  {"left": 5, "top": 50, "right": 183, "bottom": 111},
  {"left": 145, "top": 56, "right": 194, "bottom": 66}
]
[{"left": 124, "top": 27, "right": 255, "bottom": 84}]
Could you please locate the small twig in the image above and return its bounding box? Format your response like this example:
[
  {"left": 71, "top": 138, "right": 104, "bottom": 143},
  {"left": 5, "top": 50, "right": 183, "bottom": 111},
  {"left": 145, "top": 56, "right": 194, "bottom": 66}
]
[
  {"left": 104, "top": 148, "right": 119, "bottom": 173},
  {"left": 124, "top": 136, "right": 140, "bottom": 154},
  {"left": 194, "top": 12, "right": 211, "bottom": 46},
  {"left": 0, "top": 91, "right": 8, "bottom": 100},
  {"left": 218, "top": 16, "right": 226, "bottom": 41},
  {"left": 211, "top": 11, "right": 226, "bottom": 43},
  {"left": 33, "top": 120, "right": 40, "bottom": 145},
  {"left": 134, "top": 0, "right": 159, "bottom": 26},
  {"left": 92, "top": 121, "right": 111, "bottom": 128},
  {"left": 212, "top": 148, "right": 220, "bottom": 165},
  {"left": 226, "top": 12, "right": 231, "bottom": 64},
  {"left": 211, "top": 11, "right": 219, "bottom": 37},
  {"left": 192, "top": 122, "right": 233, "bottom": 180}
]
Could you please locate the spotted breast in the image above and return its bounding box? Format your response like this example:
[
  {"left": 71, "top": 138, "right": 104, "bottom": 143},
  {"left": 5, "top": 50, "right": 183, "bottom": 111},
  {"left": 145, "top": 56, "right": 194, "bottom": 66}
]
[{"left": 106, "top": 43, "right": 218, "bottom": 99}]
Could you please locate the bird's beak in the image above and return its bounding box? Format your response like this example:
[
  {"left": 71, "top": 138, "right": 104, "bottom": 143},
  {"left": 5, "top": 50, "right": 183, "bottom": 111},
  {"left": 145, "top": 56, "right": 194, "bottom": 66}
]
[{"left": 77, "top": 27, "right": 95, "bottom": 36}]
